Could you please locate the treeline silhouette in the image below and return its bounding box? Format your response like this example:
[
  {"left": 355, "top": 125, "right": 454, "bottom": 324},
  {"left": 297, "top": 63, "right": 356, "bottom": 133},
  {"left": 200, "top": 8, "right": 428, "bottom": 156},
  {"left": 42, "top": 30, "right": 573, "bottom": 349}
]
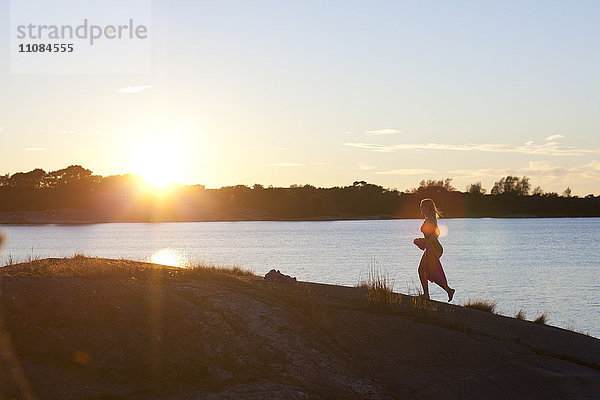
[{"left": 0, "top": 165, "right": 598, "bottom": 222}]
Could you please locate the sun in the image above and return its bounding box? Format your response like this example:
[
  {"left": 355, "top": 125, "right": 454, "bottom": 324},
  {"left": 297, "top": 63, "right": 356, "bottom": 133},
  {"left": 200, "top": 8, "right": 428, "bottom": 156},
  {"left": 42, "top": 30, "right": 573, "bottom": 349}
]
[{"left": 131, "top": 136, "right": 187, "bottom": 188}]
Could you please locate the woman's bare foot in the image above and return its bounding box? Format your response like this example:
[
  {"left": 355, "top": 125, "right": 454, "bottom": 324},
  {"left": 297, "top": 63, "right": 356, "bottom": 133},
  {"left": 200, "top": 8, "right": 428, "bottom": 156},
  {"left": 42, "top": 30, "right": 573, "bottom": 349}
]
[{"left": 448, "top": 288, "right": 455, "bottom": 302}]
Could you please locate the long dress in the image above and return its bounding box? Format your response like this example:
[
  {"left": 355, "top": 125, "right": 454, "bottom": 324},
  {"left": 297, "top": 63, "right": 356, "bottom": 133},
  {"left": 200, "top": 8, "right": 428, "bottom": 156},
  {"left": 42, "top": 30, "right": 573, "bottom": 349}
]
[{"left": 414, "top": 219, "right": 448, "bottom": 287}]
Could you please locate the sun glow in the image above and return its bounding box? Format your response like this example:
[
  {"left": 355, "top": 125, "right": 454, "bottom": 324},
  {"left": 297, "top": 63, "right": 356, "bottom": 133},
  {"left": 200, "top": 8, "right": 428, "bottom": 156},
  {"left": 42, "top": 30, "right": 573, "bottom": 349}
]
[
  {"left": 438, "top": 224, "right": 449, "bottom": 238},
  {"left": 131, "top": 136, "right": 187, "bottom": 188},
  {"left": 150, "top": 249, "right": 187, "bottom": 267}
]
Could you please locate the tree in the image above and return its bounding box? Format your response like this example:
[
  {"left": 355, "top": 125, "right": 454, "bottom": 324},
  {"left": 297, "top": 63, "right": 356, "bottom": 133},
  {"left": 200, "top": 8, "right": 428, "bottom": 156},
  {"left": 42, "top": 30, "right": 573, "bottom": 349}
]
[
  {"left": 8, "top": 168, "right": 47, "bottom": 188},
  {"left": 491, "top": 176, "right": 530, "bottom": 196},
  {"left": 409, "top": 178, "right": 455, "bottom": 193},
  {"left": 466, "top": 182, "right": 486, "bottom": 195},
  {"left": 562, "top": 187, "right": 572, "bottom": 198},
  {"left": 0, "top": 173, "right": 9, "bottom": 187},
  {"left": 532, "top": 186, "right": 544, "bottom": 196},
  {"left": 45, "top": 165, "right": 93, "bottom": 187}
]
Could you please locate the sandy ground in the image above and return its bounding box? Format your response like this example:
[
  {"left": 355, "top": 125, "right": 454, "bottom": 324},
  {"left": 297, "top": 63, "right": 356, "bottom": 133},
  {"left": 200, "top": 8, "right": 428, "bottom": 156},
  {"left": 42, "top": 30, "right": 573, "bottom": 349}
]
[{"left": 1, "top": 258, "right": 599, "bottom": 399}]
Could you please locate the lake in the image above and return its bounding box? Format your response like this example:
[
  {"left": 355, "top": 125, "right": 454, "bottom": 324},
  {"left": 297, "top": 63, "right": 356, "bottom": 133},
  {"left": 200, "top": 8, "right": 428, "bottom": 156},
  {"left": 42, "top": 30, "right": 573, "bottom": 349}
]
[{"left": 1, "top": 218, "right": 599, "bottom": 338}]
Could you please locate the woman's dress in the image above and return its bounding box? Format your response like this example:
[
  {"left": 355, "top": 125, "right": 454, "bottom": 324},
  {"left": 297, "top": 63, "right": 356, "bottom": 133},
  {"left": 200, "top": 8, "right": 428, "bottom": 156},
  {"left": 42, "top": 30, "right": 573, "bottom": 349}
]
[{"left": 415, "top": 220, "right": 448, "bottom": 287}]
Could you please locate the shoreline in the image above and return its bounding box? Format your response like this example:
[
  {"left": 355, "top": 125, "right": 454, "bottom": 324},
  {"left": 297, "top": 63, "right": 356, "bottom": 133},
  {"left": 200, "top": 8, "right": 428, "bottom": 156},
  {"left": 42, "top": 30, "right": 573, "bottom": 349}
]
[{"left": 2, "top": 210, "right": 600, "bottom": 225}]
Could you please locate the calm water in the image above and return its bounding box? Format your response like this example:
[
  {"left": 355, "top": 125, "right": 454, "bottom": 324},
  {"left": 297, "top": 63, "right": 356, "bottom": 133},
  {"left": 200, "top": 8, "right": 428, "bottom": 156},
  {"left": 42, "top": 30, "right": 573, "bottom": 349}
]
[{"left": 1, "top": 218, "right": 599, "bottom": 337}]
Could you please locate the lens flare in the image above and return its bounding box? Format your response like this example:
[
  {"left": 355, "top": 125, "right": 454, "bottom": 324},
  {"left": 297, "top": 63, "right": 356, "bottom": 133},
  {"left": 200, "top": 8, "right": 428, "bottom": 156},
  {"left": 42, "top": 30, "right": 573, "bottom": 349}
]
[{"left": 438, "top": 224, "right": 449, "bottom": 238}]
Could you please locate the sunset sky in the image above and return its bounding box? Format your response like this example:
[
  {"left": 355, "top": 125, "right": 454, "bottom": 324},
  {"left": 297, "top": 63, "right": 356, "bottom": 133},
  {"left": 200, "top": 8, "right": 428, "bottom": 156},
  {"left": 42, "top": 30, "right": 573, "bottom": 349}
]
[{"left": 1, "top": 0, "right": 599, "bottom": 195}]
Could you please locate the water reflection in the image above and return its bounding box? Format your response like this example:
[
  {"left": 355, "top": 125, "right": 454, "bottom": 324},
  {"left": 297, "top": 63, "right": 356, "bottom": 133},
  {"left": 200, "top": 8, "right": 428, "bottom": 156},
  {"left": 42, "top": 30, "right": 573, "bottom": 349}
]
[{"left": 149, "top": 249, "right": 188, "bottom": 267}]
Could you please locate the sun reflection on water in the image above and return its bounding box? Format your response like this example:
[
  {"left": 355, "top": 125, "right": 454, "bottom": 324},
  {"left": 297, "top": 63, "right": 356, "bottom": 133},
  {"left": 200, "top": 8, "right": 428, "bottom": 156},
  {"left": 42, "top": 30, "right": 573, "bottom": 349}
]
[{"left": 149, "top": 249, "right": 188, "bottom": 267}]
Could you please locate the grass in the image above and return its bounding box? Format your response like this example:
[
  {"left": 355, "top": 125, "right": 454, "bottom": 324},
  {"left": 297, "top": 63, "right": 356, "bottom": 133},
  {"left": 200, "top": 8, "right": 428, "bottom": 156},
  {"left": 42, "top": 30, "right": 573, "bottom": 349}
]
[
  {"left": 464, "top": 298, "right": 497, "bottom": 314},
  {"left": 2, "top": 252, "right": 41, "bottom": 267},
  {"left": 356, "top": 262, "right": 396, "bottom": 306},
  {"left": 534, "top": 312, "right": 548, "bottom": 325},
  {"left": 185, "top": 260, "right": 255, "bottom": 277},
  {"left": 354, "top": 266, "right": 456, "bottom": 328},
  {"left": 515, "top": 310, "right": 526, "bottom": 320},
  {"left": 0, "top": 254, "right": 255, "bottom": 281}
]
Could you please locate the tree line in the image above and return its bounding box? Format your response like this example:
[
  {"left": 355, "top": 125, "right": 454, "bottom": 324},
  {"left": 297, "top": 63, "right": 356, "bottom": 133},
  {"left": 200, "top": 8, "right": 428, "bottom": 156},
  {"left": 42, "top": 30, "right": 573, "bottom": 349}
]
[{"left": 0, "top": 165, "right": 598, "bottom": 221}]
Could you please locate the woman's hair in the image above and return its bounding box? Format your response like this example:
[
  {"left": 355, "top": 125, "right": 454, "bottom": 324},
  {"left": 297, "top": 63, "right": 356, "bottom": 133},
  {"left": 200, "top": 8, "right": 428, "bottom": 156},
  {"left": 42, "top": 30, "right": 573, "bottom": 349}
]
[{"left": 420, "top": 198, "right": 442, "bottom": 219}]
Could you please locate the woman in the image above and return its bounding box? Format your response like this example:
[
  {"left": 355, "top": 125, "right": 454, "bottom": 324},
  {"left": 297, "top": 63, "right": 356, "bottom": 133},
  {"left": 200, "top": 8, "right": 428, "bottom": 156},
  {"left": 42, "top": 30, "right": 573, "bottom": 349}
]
[{"left": 413, "top": 198, "right": 455, "bottom": 301}]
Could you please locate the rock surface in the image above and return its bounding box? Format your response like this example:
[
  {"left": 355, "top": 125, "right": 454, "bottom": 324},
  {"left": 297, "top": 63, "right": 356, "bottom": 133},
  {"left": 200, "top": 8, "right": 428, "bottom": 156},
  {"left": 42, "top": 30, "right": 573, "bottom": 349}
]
[{"left": 1, "top": 258, "right": 599, "bottom": 399}]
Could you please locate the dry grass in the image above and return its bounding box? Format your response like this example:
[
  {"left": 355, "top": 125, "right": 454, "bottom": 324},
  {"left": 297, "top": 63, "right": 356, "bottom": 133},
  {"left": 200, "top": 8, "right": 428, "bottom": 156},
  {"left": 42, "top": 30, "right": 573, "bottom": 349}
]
[
  {"left": 185, "top": 260, "right": 255, "bottom": 277},
  {"left": 464, "top": 298, "right": 497, "bottom": 314},
  {"left": 0, "top": 255, "right": 255, "bottom": 282},
  {"left": 2, "top": 252, "right": 41, "bottom": 267},
  {"left": 355, "top": 270, "right": 451, "bottom": 326},
  {"left": 534, "top": 312, "right": 548, "bottom": 325},
  {"left": 356, "top": 263, "right": 396, "bottom": 306},
  {"left": 515, "top": 310, "right": 526, "bottom": 320}
]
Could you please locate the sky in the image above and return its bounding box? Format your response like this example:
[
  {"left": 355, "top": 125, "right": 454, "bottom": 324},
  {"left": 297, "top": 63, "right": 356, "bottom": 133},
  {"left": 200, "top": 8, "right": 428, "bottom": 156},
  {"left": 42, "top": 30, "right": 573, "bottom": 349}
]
[{"left": 1, "top": 0, "right": 599, "bottom": 194}]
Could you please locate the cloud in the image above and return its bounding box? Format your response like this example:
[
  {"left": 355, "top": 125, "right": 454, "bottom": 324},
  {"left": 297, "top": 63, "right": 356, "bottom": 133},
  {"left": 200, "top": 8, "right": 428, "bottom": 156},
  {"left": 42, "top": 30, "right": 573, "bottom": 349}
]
[
  {"left": 545, "top": 134, "right": 564, "bottom": 141},
  {"left": 267, "top": 163, "right": 304, "bottom": 167},
  {"left": 376, "top": 169, "right": 435, "bottom": 175},
  {"left": 358, "top": 163, "right": 374, "bottom": 170},
  {"left": 365, "top": 128, "right": 402, "bottom": 136},
  {"left": 25, "top": 147, "right": 46, "bottom": 151},
  {"left": 117, "top": 85, "right": 152, "bottom": 93},
  {"left": 449, "top": 168, "right": 512, "bottom": 177},
  {"left": 450, "top": 160, "right": 600, "bottom": 183},
  {"left": 344, "top": 141, "right": 600, "bottom": 157}
]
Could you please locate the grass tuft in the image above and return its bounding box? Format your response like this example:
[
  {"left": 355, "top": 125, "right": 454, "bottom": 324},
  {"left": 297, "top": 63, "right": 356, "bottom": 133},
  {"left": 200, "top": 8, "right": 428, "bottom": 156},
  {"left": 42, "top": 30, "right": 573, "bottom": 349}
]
[
  {"left": 515, "top": 310, "right": 526, "bottom": 320},
  {"left": 464, "top": 298, "right": 497, "bottom": 314},
  {"left": 534, "top": 312, "right": 548, "bottom": 325},
  {"left": 356, "top": 262, "right": 396, "bottom": 305},
  {"left": 185, "top": 260, "right": 255, "bottom": 277}
]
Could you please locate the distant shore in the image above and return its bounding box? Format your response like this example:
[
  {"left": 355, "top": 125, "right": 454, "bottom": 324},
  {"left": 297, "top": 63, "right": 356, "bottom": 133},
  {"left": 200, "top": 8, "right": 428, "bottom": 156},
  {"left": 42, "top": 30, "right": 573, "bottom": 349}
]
[
  {"left": 1, "top": 256, "right": 599, "bottom": 399},
  {"left": 2, "top": 209, "right": 598, "bottom": 225}
]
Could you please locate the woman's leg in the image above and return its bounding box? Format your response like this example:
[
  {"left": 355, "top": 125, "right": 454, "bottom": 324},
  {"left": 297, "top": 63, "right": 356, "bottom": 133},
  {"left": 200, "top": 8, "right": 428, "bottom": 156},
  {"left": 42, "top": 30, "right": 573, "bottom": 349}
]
[
  {"left": 435, "top": 277, "right": 455, "bottom": 301},
  {"left": 430, "top": 258, "right": 455, "bottom": 301},
  {"left": 418, "top": 252, "right": 430, "bottom": 300}
]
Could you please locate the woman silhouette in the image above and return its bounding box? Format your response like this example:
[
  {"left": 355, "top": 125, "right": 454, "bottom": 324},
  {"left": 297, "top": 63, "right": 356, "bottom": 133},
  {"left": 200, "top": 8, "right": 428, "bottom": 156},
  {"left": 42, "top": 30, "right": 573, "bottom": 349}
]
[{"left": 413, "top": 198, "right": 455, "bottom": 301}]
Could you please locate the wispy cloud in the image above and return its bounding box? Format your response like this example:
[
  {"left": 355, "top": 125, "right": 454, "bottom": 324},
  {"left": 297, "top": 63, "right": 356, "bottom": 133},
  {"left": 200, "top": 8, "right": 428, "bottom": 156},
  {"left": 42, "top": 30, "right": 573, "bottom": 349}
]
[
  {"left": 117, "top": 85, "right": 152, "bottom": 93},
  {"left": 376, "top": 168, "right": 435, "bottom": 175},
  {"left": 450, "top": 160, "right": 600, "bottom": 182},
  {"left": 365, "top": 128, "right": 402, "bottom": 136},
  {"left": 545, "top": 134, "right": 564, "bottom": 141},
  {"left": 344, "top": 141, "right": 600, "bottom": 157},
  {"left": 358, "top": 163, "right": 374, "bottom": 170},
  {"left": 25, "top": 147, "right": 46, "bottom": 151}
]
